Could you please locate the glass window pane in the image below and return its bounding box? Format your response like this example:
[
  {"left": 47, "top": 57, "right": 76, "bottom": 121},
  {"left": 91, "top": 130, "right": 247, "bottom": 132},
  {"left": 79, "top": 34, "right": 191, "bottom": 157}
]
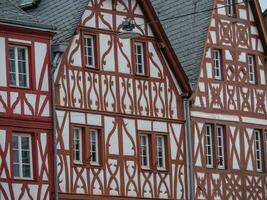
[
  {"left": 22, "top": 151, "right": 30, "bottom": 163},
  {"left": 10, "top": 73, "right": 16, "bottom": 85},
  {"left": 18, "top": 48, "right": 26, "bottom": 60},
  {"left": 12, "top": 136, "right": 19, "bottom": 149},
  {"left": 21, "top": 137, "right": 29, "bottom": 150},
  {"left": 10, "top": 60, "right": 16, "bottom": 72},
  {"left": 19, "top": 74, "right": 27, "bottom": 87},
  {"left": 13, "top": 150, "right": 19, "bottom": 163},
  {"left": 13, "top": 164, "right": 20, "bottom": 177},
  {"left": 18, "top": 61, "right": 26, "bottom": 73},
  {"left": 22, "top": 164, "right": 31, "bottom": 178},
  {"left": 9, "top": 47, "right": 15, "bottom": 59}
]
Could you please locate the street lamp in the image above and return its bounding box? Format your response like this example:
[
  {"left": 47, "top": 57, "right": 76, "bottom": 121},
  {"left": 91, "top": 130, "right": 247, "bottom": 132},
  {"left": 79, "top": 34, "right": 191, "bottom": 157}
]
[{"left": 118, "top": 18, "right": 141, "bottom": 39}]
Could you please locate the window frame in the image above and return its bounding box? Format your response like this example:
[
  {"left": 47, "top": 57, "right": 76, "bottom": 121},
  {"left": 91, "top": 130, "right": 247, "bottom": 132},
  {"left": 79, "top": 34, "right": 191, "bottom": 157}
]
[
  {"left": 138, "top": 132, "right": 169, "bottom": 172},
  {"left": 247, "top": 54, "right": 256, "bottom": 84},
  {"left": 212, "top": 49, "right": 222, "bottom": 80},
  {"left": 216, "top": 125, "right": 225, "bottom": 169},
  {"left": 254, "top": 129, "right": 264, "bottom": 172},
  {"left": 8, "top": 45, "right": 30, "bottom": 88},
  {"left": 132, "top": 39, "right": 149, "bottom": 77},
  {"left": 140, "top": 134, "right": 151, "bottom": 169},
  {"left": 12, "top": 133, "right": 33, "bottom": 180},
  {"left": 205, "top": 124, "right": 227, "bottom": 169},
  {"left": 81, "top": 31, "right": 99, "bottom": 70},
  {"left": 156, "top": 135, "right": 166, "bottom": 170},
  {"left": 226, "top": 0, "right": 236, "bottom": 17},
  {"left": 71, "top": 125, "right": 103, "bottom": 168},
  {"left": 205, "top": 124, "right": 214, "bottom": 168},
  {"left": 73, "top": 127, "right": 83, "bottom": 164},
  {"left": 89, "top": 128, "right": 100, "bottom": 166}
]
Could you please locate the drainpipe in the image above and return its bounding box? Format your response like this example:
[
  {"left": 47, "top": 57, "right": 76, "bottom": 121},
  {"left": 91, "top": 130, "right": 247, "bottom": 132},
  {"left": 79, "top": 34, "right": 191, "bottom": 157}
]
[
  {"left": 184, "top": 94, "right": 194, "bottom": 200},
  {"left": 51, "top": 43, "right": 67, "bottom": 200},
  {"left": 51, "top": 53, "right": 60, "bottom": 200}
]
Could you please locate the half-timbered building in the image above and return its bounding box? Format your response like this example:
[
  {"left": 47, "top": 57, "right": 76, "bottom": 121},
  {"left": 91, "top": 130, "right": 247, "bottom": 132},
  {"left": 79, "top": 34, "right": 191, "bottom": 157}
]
[
  {"left": 153, "top": 0, "right": 267, "bottom": 199},
  {"left": 16, "top": 0, "right": 192, "bottom": 199},
  {"left": 0, "top": 0, "right": 55, "bottom": 199}
]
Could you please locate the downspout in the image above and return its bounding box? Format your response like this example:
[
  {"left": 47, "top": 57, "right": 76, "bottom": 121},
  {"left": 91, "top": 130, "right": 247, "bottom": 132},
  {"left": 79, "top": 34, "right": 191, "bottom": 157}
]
[
  {"left": 184, "top": 93, "right": 194, "bottom": 200},
  {"left": 52, "top": 52, "right": 61, "bottom": 200},
  {"left": 51, "top": 43, "right": 66, "bottom": 200}
]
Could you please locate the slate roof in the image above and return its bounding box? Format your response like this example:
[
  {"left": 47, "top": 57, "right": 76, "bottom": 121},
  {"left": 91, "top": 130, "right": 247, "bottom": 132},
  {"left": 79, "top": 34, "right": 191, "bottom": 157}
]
[
  {"left": 151, "top": 0, "right": 213, "bottom": 86},
  {"left": 0, "top": 0, "right": 53, "bottom": 30},
  {"left": 18, "top": 0, "right": 89, "bottom": 44}
]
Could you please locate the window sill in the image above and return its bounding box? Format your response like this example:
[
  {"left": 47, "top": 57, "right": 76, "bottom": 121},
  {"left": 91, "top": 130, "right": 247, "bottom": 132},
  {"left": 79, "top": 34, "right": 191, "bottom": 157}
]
[
  {"left": 12, "top": 177, "right": 37, "bottom": 184},
  {"left": 10, "top": 85, "right": 32, "bottom": 91},
  {"left": 134, "top": 73, "right": 150, "bottom": 79},
  {"left": 84, "top": 65, "right": 100, "bottom": 71}
]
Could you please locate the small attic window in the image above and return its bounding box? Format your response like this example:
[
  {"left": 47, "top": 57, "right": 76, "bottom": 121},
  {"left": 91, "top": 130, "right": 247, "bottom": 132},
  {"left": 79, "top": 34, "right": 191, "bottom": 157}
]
[{"left": 19, "top": 0, "right": 40, "bottom": 9}]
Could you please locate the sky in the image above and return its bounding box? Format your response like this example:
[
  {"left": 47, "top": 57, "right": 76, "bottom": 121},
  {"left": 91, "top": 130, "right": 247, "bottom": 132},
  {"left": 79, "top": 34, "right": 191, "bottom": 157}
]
[{"left": 259, "top": 0, "right": 267, "bottom": 11}]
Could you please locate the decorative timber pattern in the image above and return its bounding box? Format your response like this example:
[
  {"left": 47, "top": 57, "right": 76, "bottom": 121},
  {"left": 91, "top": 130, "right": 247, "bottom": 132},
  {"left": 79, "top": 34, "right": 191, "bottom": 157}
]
[
  {"left": 192, "top": 0, "right": 267, "bottom": 199},
  {"left": 55, "top": 0, "right": 187, "bottom": 199}
]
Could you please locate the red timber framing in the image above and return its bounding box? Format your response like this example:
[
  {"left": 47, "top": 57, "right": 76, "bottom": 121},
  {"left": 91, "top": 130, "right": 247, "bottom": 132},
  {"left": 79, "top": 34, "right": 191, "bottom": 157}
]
[
  {"left": 55, "top": 0, "right": 190, "bottom": 199},
  {"left": 192, "top": 0, "right": 267, "bottom": 199},
  {"left": 0, "top": 24, "right": 55, "bottom": 199}
]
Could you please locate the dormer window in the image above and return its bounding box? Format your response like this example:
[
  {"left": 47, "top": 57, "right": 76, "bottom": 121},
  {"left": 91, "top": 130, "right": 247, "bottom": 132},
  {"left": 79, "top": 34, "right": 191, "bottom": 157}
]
[
  {"left": 84, "top": 35, "right": 96, "bottom": 68},
  {"left": 8, "top": 46, "right": 29, "bottom": 88},
  {"left": 226, "top": 0, "right": 235, "bottom": 17}
]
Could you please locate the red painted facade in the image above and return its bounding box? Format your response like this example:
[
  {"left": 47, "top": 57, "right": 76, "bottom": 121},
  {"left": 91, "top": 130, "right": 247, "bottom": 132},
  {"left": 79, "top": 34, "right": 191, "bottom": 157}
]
[
  {"left": 191, "top": 0, "right": 267, "bottom": 199},
  {"left": 0, "top": 24, "right": 55, "bottom": 199},
  {"left": 54, "top": 0, "right": 190, "bottom": 199}
]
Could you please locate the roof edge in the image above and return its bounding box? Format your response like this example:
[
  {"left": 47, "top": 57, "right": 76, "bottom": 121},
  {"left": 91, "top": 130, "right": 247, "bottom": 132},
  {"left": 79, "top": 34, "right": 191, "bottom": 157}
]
[
  {"left": 0, "top": 19, "right": 56, "bottom": 33},
  {"left": 139, "top": 0, "right": 192, "bottom": 96},
  {"left": 250, "top": 1, "right": 267, "bottom": 52}
]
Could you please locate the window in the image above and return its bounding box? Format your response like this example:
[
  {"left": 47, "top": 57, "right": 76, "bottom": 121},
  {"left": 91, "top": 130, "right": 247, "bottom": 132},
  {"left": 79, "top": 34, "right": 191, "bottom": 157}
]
[
  {"left": 89, "top": 129, "right": 99, "bottom": 165},
  {"left": 216, "top": 126, "right": 225, "bottom": 169},
  {"left": 205, "top": 124, "right": 226, "bottom": 169},
  {"left": 226, "top": 0, "right": 235, "bottom": 17},
  {"left": 212, "top": 50, "right": 222, "bottom": 80},
  {"left": 73, "top": 128, "right": 83, "bottom": 163},
  {"left": 265, "top": 131, "right": 267, "bottom": 153},
  {"left": 254, "top": 130, "right": 263, "bottom": 172},
  {"left": 205, "top": 125, "right": 213, "bottom": 168},
  {"left": 139, "top": 133, "right": 168, "bottom": 170},
  {"left": 140, "top": 134, "right": 150, "bottom": 168},
  {"left": 9, "top": 46, "right": 29, "bottom": 88},
  {"left": 135, "top": 42, "right": 145, "bottom": 75},
  {"left": 248, "top": 55, "right": 256, "bottom": 84},
  {"left": 12, "top": 133, "right": 33, "bottom": 179},
  {"left": 72, "top": 126, "right": 102, "bottom": 166},
  {"left": 84, "top": 35, "right": 95, "bottom": 67},
  {"left": 156, "top": 136, "right": 166, "bottom": 169}
]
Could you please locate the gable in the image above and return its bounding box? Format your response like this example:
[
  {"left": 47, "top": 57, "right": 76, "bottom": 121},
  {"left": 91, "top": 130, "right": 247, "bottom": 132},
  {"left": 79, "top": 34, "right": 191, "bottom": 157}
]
[{"left": 77, "top": 0, "right": 191, "bottom": 94}]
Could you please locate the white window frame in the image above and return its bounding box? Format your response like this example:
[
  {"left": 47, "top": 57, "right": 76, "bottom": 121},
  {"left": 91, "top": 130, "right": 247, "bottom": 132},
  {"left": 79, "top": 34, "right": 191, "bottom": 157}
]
[
  {"left": 212, "top": 50, "right": 222, "bottom": 80},
  {"left": 156, "top": 135, "right": 166, "bottom": 169},
  {"left": 248, "top": 55, "right": 256, "bottom": 84},
  {"left": 254, "top": 130, "right": 263, "bottom": 172},
  {"left": 12, "top": 133, "right": 33, "bottom": 180},
  {"left": 84, "top": 35, "right": 95, "bottom": 67},
  {"left": 73, "top": 128, "right": 83, "bottom": 163},
  {"left": 135, "top": 42, "right": 145, "bottom": 75},
  {"left": 9, "top": 46, "right": 29, "bottom": 88},
  {"left": 205, "top": 124, "right": 214, "bottom": 168},
  {"left": 226, "top": 0, "right": 235, "bottom": 17},
  {"left": 89, "top": 129, "right": 99, "bottom": 165},
  {"left": 140, "top": 134, "right": 150, "bottom": 169},
  {"left": 216, "top": 126, "right": 225, "bottom": 169}
]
